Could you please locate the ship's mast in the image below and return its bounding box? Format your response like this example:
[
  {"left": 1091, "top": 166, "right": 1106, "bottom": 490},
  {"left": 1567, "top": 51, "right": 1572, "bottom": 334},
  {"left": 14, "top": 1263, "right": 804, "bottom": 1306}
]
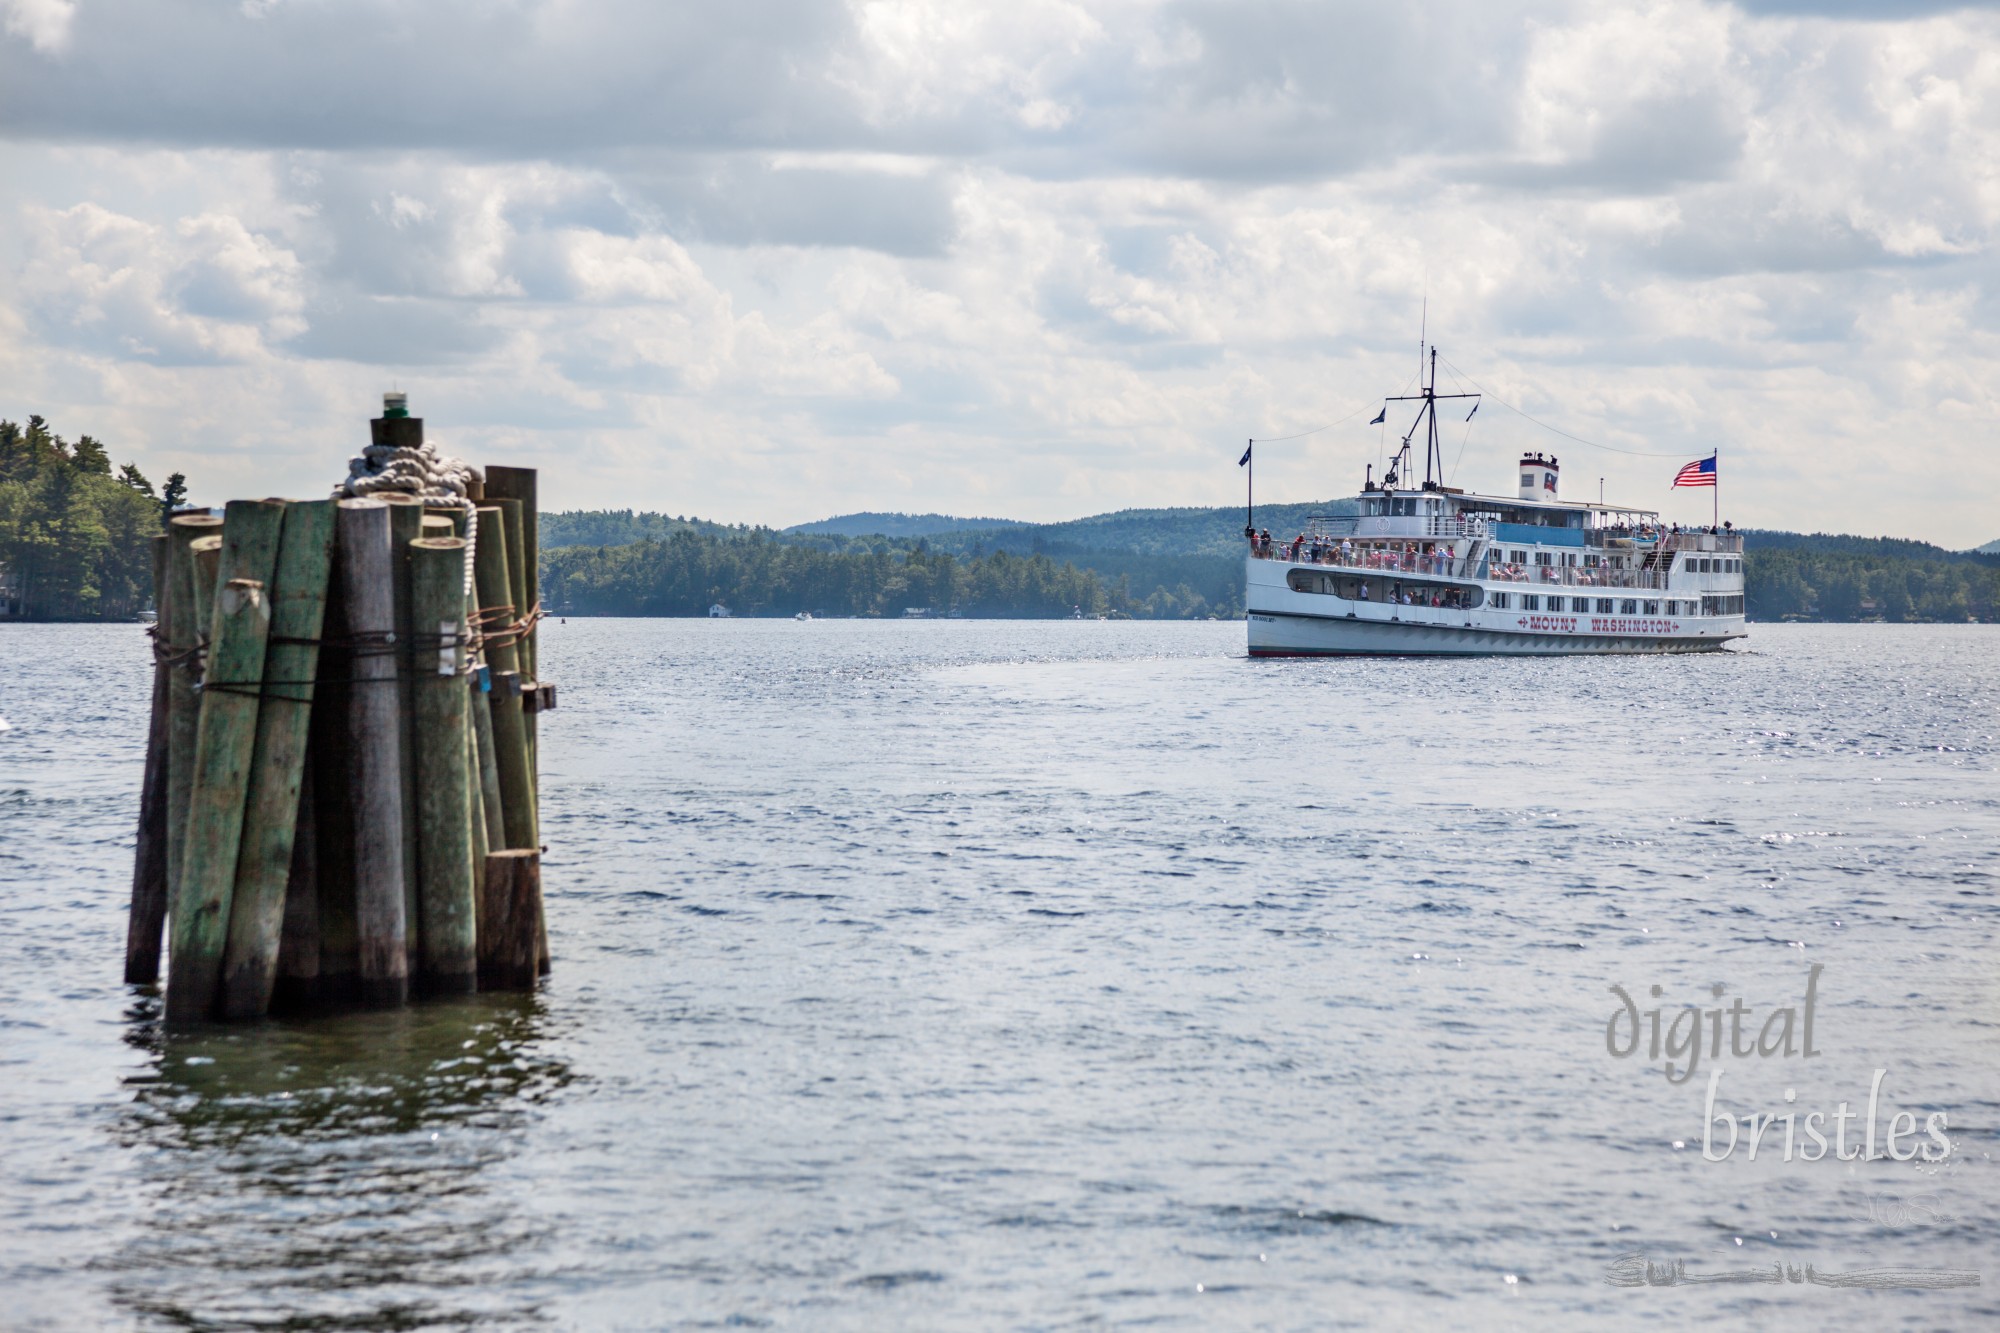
[{"left": 1384, "top": 344, "right": 1478, "bottom": 490}]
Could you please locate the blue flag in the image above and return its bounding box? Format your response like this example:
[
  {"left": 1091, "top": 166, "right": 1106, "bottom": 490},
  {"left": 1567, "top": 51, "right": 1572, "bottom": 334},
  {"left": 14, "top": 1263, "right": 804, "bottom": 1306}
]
[
  {"left": 1369, "top": 408, "right": 1386, "bottom": 425},
  {"left": 1239, "top": 442, "right": 1252, "bottom": 467}
]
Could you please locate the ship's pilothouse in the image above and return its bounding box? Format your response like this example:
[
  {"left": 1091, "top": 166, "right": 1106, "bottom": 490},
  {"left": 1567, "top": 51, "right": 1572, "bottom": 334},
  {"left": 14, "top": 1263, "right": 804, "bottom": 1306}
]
[{"left": 1243, "top": 341, "right": 1747, "bottom": 655}]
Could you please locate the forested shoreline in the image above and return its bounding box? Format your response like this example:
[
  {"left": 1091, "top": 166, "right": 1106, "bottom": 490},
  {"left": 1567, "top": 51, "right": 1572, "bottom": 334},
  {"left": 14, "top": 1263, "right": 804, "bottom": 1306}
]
[
  {"left": 5, "top": 471, "right": 1998, "bottom": 622},
  {"left": 1744, "top": 544, "right": 1999, "bottom": 622},
  {"left": 0, "top": 416, "right": 182, "bottom": 621},
  {"left": 541, "top": 511, "right": 2000, "bottom": 622},
  {"left": 541, "top": 530, "right": 1185, "bottom": 618}
]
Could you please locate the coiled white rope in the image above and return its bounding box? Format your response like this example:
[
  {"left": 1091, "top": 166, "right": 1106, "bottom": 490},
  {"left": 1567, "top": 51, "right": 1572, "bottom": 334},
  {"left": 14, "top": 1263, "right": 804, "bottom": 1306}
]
[
  {"left": 338, "top": 439, "right": 483, "bottom": 502},
  {"left": 335, "top": 415, "right": 485, "bottom": 598}
]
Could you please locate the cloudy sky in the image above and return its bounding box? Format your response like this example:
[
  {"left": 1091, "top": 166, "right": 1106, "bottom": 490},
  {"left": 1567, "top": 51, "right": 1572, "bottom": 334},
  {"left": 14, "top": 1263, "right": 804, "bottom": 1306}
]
[{"left": 2, "top": 0, "right": 1996, "bottom": 544}]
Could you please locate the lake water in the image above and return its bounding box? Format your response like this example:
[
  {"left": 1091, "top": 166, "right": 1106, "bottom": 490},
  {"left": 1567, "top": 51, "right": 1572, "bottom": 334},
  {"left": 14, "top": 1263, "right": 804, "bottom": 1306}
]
[{"left": 1, "top": 619, "right": 1995, "bottom": 1329}]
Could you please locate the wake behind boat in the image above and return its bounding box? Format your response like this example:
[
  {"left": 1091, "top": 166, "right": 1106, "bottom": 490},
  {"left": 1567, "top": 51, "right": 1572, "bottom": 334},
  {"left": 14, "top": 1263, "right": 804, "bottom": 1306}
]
[{"left": 1244, "top": 347, "right": 1746, "bottom": 657}]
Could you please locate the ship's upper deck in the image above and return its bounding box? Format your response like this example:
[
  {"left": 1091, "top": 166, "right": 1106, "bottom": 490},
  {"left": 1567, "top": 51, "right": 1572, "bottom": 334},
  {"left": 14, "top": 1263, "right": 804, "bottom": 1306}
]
[{"left": 1320, "top": 484, "right": 1743, "bottom": 553}]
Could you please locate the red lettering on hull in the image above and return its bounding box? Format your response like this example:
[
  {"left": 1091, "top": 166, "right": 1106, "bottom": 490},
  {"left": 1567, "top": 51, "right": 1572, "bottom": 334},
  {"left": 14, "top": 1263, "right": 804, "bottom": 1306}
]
[{"left": 1514, "top": 615, "right": 1683, "bottom": 635}]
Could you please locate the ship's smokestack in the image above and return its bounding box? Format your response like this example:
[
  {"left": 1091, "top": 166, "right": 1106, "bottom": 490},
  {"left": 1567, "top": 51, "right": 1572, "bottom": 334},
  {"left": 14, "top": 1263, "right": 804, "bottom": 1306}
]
[{"left": 1519, "top": 452, "right": 1558, "bottom": 500}]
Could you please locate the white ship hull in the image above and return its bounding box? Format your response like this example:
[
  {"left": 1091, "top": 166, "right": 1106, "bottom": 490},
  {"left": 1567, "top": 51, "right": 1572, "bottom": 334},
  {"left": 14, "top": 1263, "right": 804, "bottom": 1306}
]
[
  {"left": 1247, "top": 607, "right": 1738, "bottom": 656},
  {"left": 1245, "top": 556, "right": 1746, "bottom": 657}
]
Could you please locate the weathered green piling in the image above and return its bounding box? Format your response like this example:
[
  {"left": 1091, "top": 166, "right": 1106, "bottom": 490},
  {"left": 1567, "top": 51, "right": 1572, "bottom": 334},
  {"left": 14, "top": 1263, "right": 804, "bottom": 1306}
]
[
  {"left": 425, "top": 505, "right": 493, "bottom": 886},
  {"left": 467, "top": 705, "right": 490, "bottom": 869},
  {"left": 309, "top": 576, "right": 360, "bottom": 1005},
  {"left": 482, "top": 469, "right": 537, "bottom": 681},
  {"left": 474, "top": 505, "right": 537, "bottom": 851},
  {"left": 216, "top": 501, "right": 334, "bottom": 1019},
  {"left": 470, "top": 657, "right": 506, "bottom": 852},
  {"left": 492, "top": 495, "right": 531, "bottom": 677},
  {"left": 432, "top": 504, "right": 502, "bottom": 919},
  {"left": 483, "top": 495, "right": 548, "bottom": 971},
  {"left": 478, "top": 849, "right": 541, "bottom": 991},
  {"left": 124, "top": 535, "right": 173, "bottom": 984},
  {"left": 273, "top": 762, "right": 321, "bottom": 1010},
  {"left": 163, "top": 514, "right": 223, "bottom": 918},
  {"left": 190, "top": 534, "right": 222, "bottom": 634},
  {"left": 383, "top": 493, "right": 426, "bottom": 972},
  {"left": 409, "top": 537, "right": 478, "bottom": 992},
  {"left": 165, "top": 500, "right": 285, "bottom": 1023},
  {"left": 338, "top": 498, "right": 410, "bottom": 1008}
]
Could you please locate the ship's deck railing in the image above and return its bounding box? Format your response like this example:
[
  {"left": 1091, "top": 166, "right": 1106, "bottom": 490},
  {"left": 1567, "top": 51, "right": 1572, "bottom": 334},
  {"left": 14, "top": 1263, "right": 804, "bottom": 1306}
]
[
  {"left": 1260, "top": 539, "right": 1476, "bottom": 578},
  {"left": 1304, "top": 514, "right": 1360, "bottom": 538},
  {"left": 1484, "top": 565, "right": 1674, "bottom": 591},
  {"left": 1305, "top": 513, "right": 1491, "bottom": 540},
  {"left": 1664, "top": 531, "right": 1744, "bottom": 554},
  {"left": 1590, "top": 529, "right": 1744, "bottom": 554},
  {"left": 1251, "top": 540, "right": 1692, "bottom": 591}
]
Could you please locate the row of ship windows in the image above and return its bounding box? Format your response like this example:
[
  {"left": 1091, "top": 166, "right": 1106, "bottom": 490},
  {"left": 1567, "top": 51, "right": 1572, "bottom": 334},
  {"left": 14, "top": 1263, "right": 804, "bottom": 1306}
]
[{"left": 1488, "top": 594, "right": 1746, "bottom": 616}]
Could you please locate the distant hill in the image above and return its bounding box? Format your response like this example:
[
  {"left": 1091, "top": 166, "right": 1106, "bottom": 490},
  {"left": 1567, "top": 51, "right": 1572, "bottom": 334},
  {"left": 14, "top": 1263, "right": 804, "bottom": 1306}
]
[
  {"left": 1975, "top": 538, "right": 2000, "bottom": 555},
  {"left": 786, "top": 512, "right": 1024, "bottom": 538},
  {"left": 539, "top": 510, "right": 745, "bottom": 549},
  {"left": 788, "top": 500, "right": 1361, "bottom": 559},
  {"left": 778, "top": 501, "right": 1362, "bottom": 613},
  {"left": 978, "top": 500, "right": 1361, "bottom": 558},
  {"left": 1740, "top": 529, "right": 1997, "bottom": 565}
]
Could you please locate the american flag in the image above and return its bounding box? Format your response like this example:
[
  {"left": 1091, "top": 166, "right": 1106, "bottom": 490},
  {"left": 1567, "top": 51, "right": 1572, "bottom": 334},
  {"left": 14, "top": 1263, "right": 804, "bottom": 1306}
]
[{"left": 1672, "top": 455, "right": 1717, "bottom": 488}]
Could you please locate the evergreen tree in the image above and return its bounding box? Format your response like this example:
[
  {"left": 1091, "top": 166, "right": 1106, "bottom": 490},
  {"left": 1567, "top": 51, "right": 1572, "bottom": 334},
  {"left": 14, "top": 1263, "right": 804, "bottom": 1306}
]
[
  {"left": 0, "top": 415, "right": 172, "bottom": 619},
  {"left": 160, "top": 472, "right": 188, "bottom": 527},
  {"left": 72, "top": 435, "right": 112, "bottom": 474}
]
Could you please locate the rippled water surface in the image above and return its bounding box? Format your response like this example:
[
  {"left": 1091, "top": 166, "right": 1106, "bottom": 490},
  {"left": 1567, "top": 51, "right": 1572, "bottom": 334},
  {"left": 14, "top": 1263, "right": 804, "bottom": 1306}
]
[{"left": 2, "top": 619, "right": 1997, "bottom": 1329}]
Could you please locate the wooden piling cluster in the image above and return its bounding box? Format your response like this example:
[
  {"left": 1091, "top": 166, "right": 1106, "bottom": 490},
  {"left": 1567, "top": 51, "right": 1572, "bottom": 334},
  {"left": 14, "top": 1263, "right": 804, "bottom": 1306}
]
[{"left": 124, "top": 402, "right": 555, "bottom": 1024}]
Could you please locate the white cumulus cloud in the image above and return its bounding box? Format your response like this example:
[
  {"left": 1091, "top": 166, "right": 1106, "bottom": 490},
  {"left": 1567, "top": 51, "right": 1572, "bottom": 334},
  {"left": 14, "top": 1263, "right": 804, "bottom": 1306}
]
[
  {"left": 3, "top": 0, "right": 74, "bottom": 54},
  {"left": 0, "top": 0, "right": 1996, "bottom": 545}
]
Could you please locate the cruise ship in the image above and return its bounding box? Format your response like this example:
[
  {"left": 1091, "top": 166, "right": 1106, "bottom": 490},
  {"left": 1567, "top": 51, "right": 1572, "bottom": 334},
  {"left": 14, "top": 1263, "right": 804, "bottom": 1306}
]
[{"left": 1245, "top": 348, "right": 1747, "bottom": 656}]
